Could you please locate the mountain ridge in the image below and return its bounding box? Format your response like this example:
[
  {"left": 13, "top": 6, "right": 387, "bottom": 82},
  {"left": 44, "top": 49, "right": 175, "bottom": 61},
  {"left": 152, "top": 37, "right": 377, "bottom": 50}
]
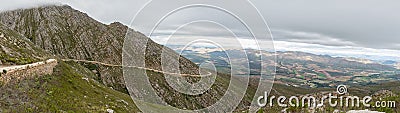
[
  {"left": 0, "top": 5, "right": 200, "bottom": 74},
  {"left": 1, "top": 4, "right": 398, "bottom": 113},
  {"left": 0, "top": 5, "right": 255, "bottom": 112}
]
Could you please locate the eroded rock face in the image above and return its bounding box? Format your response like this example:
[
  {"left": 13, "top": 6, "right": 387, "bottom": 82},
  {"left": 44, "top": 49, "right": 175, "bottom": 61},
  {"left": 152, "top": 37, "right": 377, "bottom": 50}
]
[
  {"left": 0, "top": 23, "right": 50, "bottom": 65},
  {"left": 0, "top": 5, "right": 125, "bottom": 65},
  {"left": 0, "top": 5, "right": 198, "bottom": 74}
]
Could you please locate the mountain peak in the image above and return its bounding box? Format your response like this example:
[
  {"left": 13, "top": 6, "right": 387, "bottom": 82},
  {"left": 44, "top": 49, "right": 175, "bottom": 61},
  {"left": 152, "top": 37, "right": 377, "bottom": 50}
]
[
  {"left": 0, "top": 5, "right": 199, "bottom": 74},
  {"left": 0, "top": 5, "right": 124, "bottom": 64},
  {"left": 109, "top": 21, "right": 127, "bottom": 29}
]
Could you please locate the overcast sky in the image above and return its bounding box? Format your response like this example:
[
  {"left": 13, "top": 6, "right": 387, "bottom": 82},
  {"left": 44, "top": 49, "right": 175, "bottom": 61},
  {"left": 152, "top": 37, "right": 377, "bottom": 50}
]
[{"left": 1, "top": 0, "right": 399, "bottom": 61}]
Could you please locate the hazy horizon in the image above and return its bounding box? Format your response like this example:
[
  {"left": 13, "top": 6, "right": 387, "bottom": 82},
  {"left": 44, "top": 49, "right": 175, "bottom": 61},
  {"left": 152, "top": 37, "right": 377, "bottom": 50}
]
[{"left": 1, "top": 0, "right": 399, "bottom": 62}]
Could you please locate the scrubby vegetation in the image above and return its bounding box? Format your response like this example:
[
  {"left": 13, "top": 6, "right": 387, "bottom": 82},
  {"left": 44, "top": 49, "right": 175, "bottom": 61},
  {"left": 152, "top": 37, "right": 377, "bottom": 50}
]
[
  {"left": 0, "top": 62, "right": 139, "bottom": 112},
  {"left": 0, "top": 54, "right": 36, "bottom": 65},
  {"left": 0, "top": 23, "right": 50, "bottom": 65}
]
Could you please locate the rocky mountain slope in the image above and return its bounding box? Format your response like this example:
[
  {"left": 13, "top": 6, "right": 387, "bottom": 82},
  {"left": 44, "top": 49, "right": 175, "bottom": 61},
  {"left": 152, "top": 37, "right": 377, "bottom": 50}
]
[
  {"left": 0, "top": 21, "right": 138, "bottom": 112},
  {"left": 0, "top": 5, "right": 198, "bottom": 74},
  {"left": 0, "top": 5, "right": 123, "bottom": 65},
  {"left": 0, "top": 4, "right": 200, "bottom": 93},
  {"left": 0, "top": 61, "right": 139, "bottom": 112},
  {"left": 0, "top": 5, "right": 257, "bottom": 112},
  {"left": 0, "top": 23, "right": 50, "bottom": 65}
]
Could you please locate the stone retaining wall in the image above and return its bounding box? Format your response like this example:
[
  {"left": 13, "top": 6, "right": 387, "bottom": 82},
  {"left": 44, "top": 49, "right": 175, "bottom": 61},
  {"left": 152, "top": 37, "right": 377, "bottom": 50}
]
[{"left": 0, "top": 59, "right": 58, "bottom": 84}]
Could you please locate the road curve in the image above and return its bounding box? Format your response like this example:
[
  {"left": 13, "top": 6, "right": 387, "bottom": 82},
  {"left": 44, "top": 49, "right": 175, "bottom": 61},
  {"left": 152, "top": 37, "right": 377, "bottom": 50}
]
[{"left": 61, "top": 59, "right": 213, "bottom": 77}]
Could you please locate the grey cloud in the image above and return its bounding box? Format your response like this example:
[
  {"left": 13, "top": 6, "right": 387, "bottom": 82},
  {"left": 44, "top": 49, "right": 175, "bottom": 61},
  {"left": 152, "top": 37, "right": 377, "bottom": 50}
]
[
  {"left": 252, "top": 0, "right": 400, "bottom": 50},
  {"left": 1, "top": 0, "right": 399, "bottom": 50},
  {"left": 0, "top": 0, "right": 60, "bottom": 12},
  {"left": 272, "top": 29, "right": 357, "bottom": 46}
]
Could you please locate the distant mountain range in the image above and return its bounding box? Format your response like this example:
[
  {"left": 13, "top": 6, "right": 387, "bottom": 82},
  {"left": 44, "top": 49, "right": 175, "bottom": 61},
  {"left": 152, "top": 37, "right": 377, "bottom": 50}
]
[
  {"left": 0, "top": 4, "right": 398, "bottom": 113},
  {"left": 172, "top": 46, "right": 399, "bottom": 71},
  {"left": 173, "top": 46, "right": 400, "bottom": 88}
]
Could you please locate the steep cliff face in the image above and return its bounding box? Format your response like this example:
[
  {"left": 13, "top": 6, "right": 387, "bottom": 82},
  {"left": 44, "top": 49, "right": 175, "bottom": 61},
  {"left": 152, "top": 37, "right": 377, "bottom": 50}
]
[
  {"left": 0, "top": 5, "right": 124, "bottom": 65},
  {"left": 0, "top": 23, "right": 50, "bottom": 65},
  {"left": 0, "top": 5, "right": 199, "bottom": 74}
]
